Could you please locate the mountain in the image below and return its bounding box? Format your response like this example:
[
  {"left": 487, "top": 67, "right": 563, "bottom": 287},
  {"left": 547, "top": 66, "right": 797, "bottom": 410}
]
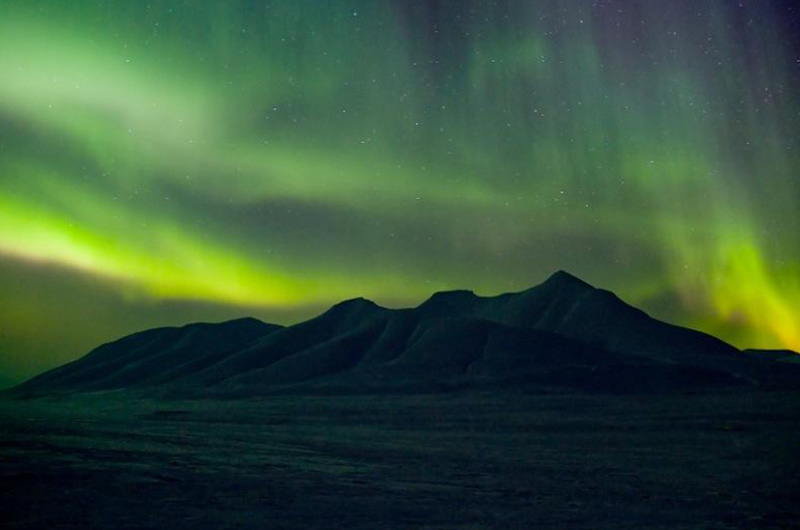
[
  {"left": 16, "top": 317, "right": 280, "bottom": 394},
  {"left": 744, "top": 349, "right": 800, "bottom": 363},
  {"left": 10, "top": 271, "right": 799, "bottom": 397}
]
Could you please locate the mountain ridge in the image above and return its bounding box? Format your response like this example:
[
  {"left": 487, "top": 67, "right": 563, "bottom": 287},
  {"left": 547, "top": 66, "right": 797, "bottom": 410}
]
[{"left": 10, "top": 271, "right": 799, "bottom": 397}]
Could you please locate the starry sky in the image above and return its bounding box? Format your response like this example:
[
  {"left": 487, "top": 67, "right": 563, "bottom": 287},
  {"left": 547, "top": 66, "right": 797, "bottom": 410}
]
[{"left": 1, "top": 0, "right": 799, "bottom": 384}]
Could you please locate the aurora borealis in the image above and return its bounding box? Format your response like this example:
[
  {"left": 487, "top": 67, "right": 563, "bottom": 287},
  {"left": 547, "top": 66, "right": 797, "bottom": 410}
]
[{"left": 1, "top": 1, "right": 799, "bottom": 383}]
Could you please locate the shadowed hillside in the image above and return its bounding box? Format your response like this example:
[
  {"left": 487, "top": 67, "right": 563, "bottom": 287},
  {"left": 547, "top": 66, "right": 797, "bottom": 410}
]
[{"left": 11, "top": 272, "right": 799, "bottom": 397}]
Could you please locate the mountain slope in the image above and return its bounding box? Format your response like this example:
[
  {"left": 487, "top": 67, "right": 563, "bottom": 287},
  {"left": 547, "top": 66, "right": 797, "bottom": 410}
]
[
  {"left": 13, "top": 318, "right": 280, "bottom": 394},
  {"left": 10, "top": 271, "right": 799, "bottom": 397}
]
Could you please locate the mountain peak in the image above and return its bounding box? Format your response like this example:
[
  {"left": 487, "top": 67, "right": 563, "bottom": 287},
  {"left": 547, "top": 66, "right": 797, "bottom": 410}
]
[
  {"left": 416, "top": 289, "right": 479, "bottom": 317},
  {"left": 182, "top": 316, "right": 280, "bottom": 334},
  {"left": 427, "top": 289, "right": 476, "bottom": 299},
  {"left": 419, "top": 289, "right": 477, "bottom": 305},
  {"left": 220, "top": 316, "right": 271, "bottom": 327},
  {"left": 322, "top": 297, "right": 386, "bottom": 324},
  {"left": 332, "top": 297, "right": 380, "bottom": 309},
  {"left": 543, "top": 270, "right": 594, "bottom": 290}
]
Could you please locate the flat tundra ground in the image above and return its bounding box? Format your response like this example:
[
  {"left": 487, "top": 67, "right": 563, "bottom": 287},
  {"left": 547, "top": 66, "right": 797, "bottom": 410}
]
[{"left": 1, "top": 390, "right": 799, "bottom": 529}]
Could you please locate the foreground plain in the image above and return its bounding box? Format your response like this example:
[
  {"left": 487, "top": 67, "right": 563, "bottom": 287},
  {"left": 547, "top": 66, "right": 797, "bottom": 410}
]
[{"left": 1, "top": 390, "right": 799, "bottom": 529}]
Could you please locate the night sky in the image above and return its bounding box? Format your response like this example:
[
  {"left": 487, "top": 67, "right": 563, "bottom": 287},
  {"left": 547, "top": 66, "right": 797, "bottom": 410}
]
[{"left": 1, "top": 0, "right": 799, "bottom": 384}]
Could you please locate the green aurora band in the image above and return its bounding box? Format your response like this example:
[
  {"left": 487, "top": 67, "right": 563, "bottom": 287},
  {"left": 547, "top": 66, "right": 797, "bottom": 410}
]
[{"left": 1, "top": 1, "right": 799, "bottom": 381}]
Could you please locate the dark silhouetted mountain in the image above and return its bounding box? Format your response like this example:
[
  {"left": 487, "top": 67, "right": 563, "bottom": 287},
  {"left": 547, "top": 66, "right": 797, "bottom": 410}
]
[
  {"left": 15, "top": 318, "right": 280, "bottom": 393},
  {"left": 11, "top": 272, "right": 800, "bottom": 397},
  {"left": 744, "top": 349, "right": 800, "bottom": 363}
]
